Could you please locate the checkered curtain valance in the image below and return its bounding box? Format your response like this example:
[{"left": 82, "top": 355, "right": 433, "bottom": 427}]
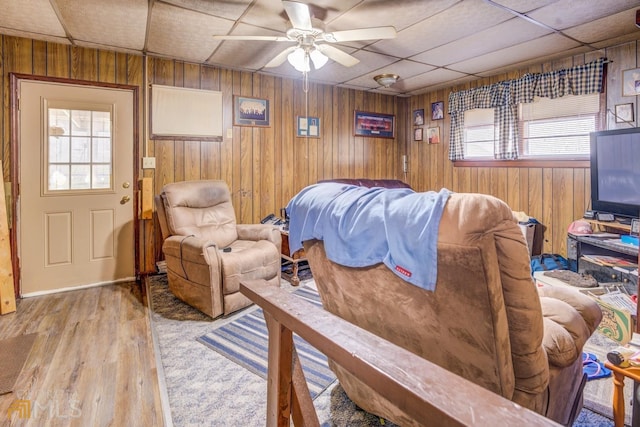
[{"left": 447, "top": 58, "right": 606, "bottom": 161}]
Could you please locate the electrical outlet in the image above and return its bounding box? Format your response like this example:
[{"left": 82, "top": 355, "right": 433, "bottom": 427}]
[{"left": 142, "top": 157, "right": 156, "bottom": 169}]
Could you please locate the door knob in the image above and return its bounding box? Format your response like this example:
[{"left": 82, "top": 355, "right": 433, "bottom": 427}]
[{"left": 120, "top": 195, "right": 131, "bottom": 204}]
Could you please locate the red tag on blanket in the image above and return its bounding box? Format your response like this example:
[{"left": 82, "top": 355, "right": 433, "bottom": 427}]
[{"left": 395, "top": 265, "right": 412, "bottom": 277}]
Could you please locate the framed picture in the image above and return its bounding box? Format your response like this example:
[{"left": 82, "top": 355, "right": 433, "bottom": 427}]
[
  {"left": 296, "top": 116, "right": 320, "bottom": 138},
  {"left": 615, "top": 103, "right": 634, "bottom": 123},
  {"left": 413, "top": 109, "right": 424, "bottom": 126},
  {"left": 431, "top": 101, "right": 444, "bottom": 120},
  {"left": 414, "top": 127, "right": 423, "bottom": 141},
  {"left": 353, "top": 111, "right": 395, "bottom": 138},
  {"left": 233, "top": 96, "right": 270, "bottom": 127},
  {"left": 622, "top": 68, "right": 640, "bottom": 97},
  {"left": 427, "top": 126, "right": 440, "bottom": 144}
]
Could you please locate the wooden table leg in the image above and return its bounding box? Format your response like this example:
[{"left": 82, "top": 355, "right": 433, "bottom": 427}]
[
  {"left": 611, "top": 370, "right": 626, "bottom": 427},
  {"left": 291, "top": 261, "right": 300, "bottom": 286}
]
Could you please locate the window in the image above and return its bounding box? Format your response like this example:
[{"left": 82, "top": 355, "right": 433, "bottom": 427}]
[
  {"left": 462, "top": 93, "right": 600, "bottom": 159},
  {"left": 46, "top": 104, "right": 113, "bottom": 192},
  {"left": 519, "top": 94, "right": 600, "bottom": 158},
  {"left": 463, "top": 108, "right": 494, "bottom": 158}
]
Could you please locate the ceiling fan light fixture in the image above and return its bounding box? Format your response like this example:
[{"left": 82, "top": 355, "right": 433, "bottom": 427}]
[
  {"left": 309, "top": 48, "right": 328, "bottom": 69},
  {"left": 287, "top": 47, "right": 310, "bottom": 72},
  {"left": 374, "top": 73, "right": 399, "bottom": 88}
]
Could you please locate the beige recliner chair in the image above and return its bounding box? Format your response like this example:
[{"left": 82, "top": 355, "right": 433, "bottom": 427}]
[
  {"left": 155, "top": 180, "right": 281, "bottom": 318},
  {"left": 294, "top": 189, "right": 602, "bottom": 427}
]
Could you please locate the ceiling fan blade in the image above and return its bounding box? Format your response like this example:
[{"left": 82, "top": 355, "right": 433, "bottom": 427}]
[
  {"left": 317, "top": 45, "right": 359, "bottom": 67},
  {"left": 213, "top": 35, "right": 291, "bottom": 42},
  {"left": 324, "top": 26, "right": 397, "bottom": 43},
  {"left": 264, "top": 46, "right": 298, "bottom": 68},
  {"left": 282, "top": 1, "right": 312, "bottom": 30}
]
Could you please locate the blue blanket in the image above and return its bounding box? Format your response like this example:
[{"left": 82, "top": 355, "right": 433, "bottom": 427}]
[{"left": 286, "top": 183, "right": 451, "bottom": 291}]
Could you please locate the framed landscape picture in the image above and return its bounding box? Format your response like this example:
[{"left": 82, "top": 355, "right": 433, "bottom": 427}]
[
  {"left": 354, "top": 111, "right": 395, "bottom": 138},
  {"left": 233, "top": 96, "right": 270, "bottom": 127}
]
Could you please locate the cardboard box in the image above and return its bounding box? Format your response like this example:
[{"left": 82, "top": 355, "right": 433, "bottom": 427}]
[
  {"left": 594, "top": 298, "right": 635, "bottom": 345},
  {"left": 519, "top": 223, "right": 535, "bottom": 256},
  {"left": 519, "top": 222, "right": 543, "bottom": 256}
]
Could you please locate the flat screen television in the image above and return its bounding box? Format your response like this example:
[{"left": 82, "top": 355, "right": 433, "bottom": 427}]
[{"left": 590, "top": 127, "right": 640, "bottom": 219}]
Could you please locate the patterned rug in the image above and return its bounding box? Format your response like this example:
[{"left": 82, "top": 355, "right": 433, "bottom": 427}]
[
  {"left": 196, "top": 285, "right": 335, "bottom": 398},
  {"left": 148, "top": 274, "right": 614, "bottom": 426}
]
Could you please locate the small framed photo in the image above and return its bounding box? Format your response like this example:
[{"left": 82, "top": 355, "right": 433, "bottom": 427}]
[
  {"left": 233, "top": 96, "right": 270, "bottom": 127},
  {"left": 414, "top": 127, "right": 423, "bottom": 141},
  {"left": 427, "top": 126, "right": 440, "bottom": 144},
  {"left": 296, "top": 116, "right": 320, "bottom": 138},
  {"left": 413, "top": 109, "right": 424, "bottom": 126},
  {"left": 431, "top": 101, "right": 444, "bottom": 120},
  {"left": 353, "top": 111, "right": 395, "bottom": 138},
  {"left": 622, "top": 68, "right": 640, "bottom": 97},
  {"left": 615, "top": 103, "right": 634, "bottom": 123},
  {"left": 631, "top": 218, "right": 639, "bottom": 237}
]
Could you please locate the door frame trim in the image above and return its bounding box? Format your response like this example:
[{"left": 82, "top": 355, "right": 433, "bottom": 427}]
[{"left": 10, "top": 73, "right": 140, "bottom": 297}]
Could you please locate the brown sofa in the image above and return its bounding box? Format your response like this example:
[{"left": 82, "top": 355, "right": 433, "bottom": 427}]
[
  {"left": 155, "top": 180, "right": 281, "bottom": 318},
  {"left": 294, "top": 185, "right": 601, "bottom": 426}
]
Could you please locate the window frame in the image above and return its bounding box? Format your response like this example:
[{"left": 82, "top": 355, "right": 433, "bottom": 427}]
[{"left": 455, "top": 91, "right": 605, "bottom": 167}]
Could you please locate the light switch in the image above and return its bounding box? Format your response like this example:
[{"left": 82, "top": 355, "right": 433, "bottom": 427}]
[
  {"left": 142, "top": 157, "right": 156, "bottom": 169},
  {"left": 226, "top": 128, "right": 233, "bottom": 139}
]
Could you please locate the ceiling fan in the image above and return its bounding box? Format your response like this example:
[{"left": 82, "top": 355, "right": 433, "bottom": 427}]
[{"left": 213, "top": 1, "right": 397, "bottom": 73}]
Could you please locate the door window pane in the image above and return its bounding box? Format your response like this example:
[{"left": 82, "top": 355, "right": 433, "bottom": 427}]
[{"left": 47, "top": 107, "right": 113, "bottom": 192}]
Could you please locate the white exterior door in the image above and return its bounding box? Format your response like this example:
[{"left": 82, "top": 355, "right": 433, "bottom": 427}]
[{"left": 19, "top": 80, "right": 135, "bottom": 295}]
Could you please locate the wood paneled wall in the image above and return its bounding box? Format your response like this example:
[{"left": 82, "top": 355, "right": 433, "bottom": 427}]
[
  {"left": 406, "top": 43, "right": 640, "bottom": 257},
  {"left": 1, "top": 34, "right": 638, "bottom": 276}
]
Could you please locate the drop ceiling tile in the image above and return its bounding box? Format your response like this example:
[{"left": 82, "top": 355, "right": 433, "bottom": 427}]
[
  {"left": 208, "top": 23, "right": 296, "bottom": 70},
  {"left": 344, "top": 60, "right": 435, "bottom": 89},
  {"left": 592, "top": 33, "right": 640, "bottom": 50},
  {"left": 326, "top": 0, "right": 459, "bottom": 32},
  {"left": 371, "top": 0, "right": 515, "bottom": 59},
  {"left": 488, "top": 0, "right": 558, "bottom": 13},
  {"left": 0, "top": 0, "right": 66, "bottom": 37},
  {"left": 159, "top": 0, "right": 253, "bottom": 20},
  {"left": 563, "top": 9, "right": 639, "bottom": 44},
  {"left": 56, "top": 0, "right": 147, "bottom": 50},
  {"left": 397, "top": 68, "right": 469, "bottom": 93},
  {"left": 449, "top": 33, "right": 580, "bottom": 74},
  {"left": 527, "top": 0, "right": 639, "bottom": 30},
  {"left": 147, "top": 2, "right": 234, "bottom": 62},
  {"left": 412, "top": 17, "right": 551, "bottom": 67},
  {"left": 475, "top": 45, "right": 593, "bottom": 77}
]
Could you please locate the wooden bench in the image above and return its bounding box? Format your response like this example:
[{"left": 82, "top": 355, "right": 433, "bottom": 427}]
[{"left": 240, "top": 279, "right": 561, "bottom": 427}]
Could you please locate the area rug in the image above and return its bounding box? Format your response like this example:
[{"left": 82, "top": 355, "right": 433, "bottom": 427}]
[
  {"left": 196, "top": 285, "right": 335, "bottom": 399},
  {"left": 148, "top": 274, "right": 613, "bottom": 426},
  {"left": 0, "top": 333, "right": 37, "bottom": 395}
]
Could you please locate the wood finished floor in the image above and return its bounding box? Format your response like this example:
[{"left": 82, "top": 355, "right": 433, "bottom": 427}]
[{"left": 0, "top": 281, "right": 165, "bottom": 426}]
